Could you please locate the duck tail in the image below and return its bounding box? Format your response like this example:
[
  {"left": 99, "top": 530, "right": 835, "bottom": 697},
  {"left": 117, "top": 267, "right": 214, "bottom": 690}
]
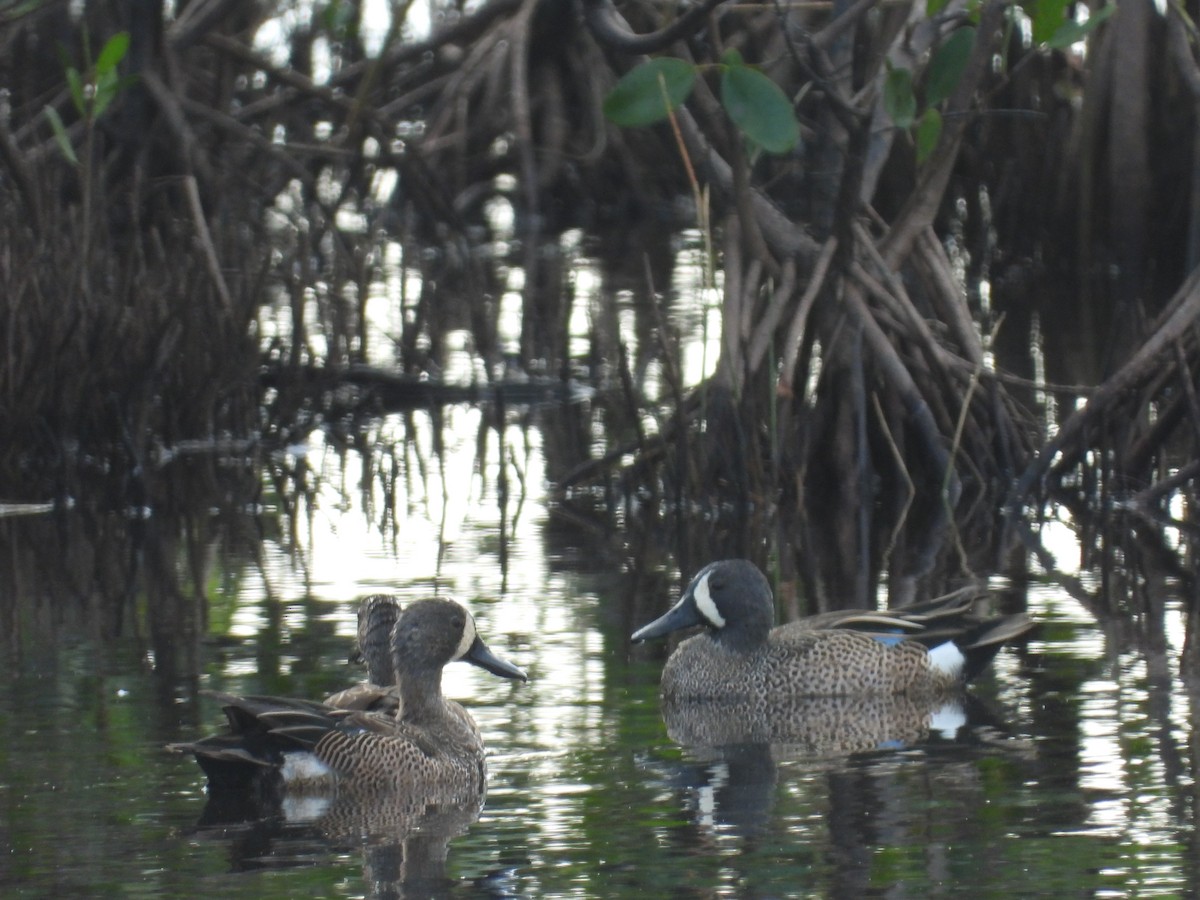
[
  {"left": 166, "top": 735, "right": 280, "bottom": 790},
  {"left": 921, "top": 611, "right": 1035, "bottom": 683},
  {"left": 166, "top": 691, "right": 346, "bottom": 790},
  {"left": 957, "top": 612, "right": 1036, "bottom": 682}
]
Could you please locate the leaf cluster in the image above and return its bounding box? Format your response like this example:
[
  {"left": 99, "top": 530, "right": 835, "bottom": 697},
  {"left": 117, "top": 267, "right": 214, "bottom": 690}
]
[
  {"left": 43, "top": 30, "right": 135, "bottom": 166},
  {"left": 604, "top": 1, "right": 1115, "bottom": 167},
  {"left": 884, "top": 3, "right": 1115, "bottom": 162},
  {"left": 603, "top": 49, "right": 800, "bottom": 156}
]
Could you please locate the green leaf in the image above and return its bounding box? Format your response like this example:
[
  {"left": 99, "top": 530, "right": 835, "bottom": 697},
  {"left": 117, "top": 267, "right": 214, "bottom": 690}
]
[
  {"left": 720, "top": 63, "right": 800, "bottom": 154},
  {"left": 927, "top": 0, "right": 951, "bottom": 15},
  {"left": 91, "top": 70, "right": 138, "bottom": 120},
  {"left": 916, "top": 108, "right": 943, "bottom": 163},
  {"left": 883, "top": 67, "right": 917, "bottom": 129},
  {"left": 65, "top": 66, "right": 84, "bottom": 115},
  {"left": 603, "top": 58, "right": 696, "bottom": 127},
  {"left": 721, "top": 47, "right": 745, "bottom": 67},
  {"left": 93, "top": 69, "right": 119, "bottom": 118},
  {"left": 95, "top": 31, "right": 129, "bottom": 77},
  {"left": 925, "top": 27, "right": 975, "bottom": 108},
  {"left": 1026, "top": 0, "right": 1070, "bottom": 45},
  {"left": 43, "top": 106, "right": 79, "bottom": 166},
  {"left": 321, "top": 0, "right": 357, "bottom": 38},
  {"left": 1045, "top": 3, "right": 1116, "bottom": 49}
]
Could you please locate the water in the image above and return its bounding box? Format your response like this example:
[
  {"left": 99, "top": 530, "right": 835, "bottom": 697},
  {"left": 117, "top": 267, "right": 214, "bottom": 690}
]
[{"left": 0, "top": 419, "right": 1196, "bottom": 898}]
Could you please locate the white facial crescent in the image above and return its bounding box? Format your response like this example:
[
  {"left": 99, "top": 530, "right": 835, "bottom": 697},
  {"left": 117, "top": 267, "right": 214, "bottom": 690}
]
[
  {"left": 453, "top": 610, "right": 478, "bottom": 660},
  {"left": 692, "top": 571, "right": 726, "bottom": 628}
]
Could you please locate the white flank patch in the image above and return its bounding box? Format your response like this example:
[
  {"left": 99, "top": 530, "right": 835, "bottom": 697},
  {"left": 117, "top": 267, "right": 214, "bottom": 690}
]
[
  {"left": 697, "top": 785, "right": 716, "bottom": 827},
  {"left": 281, "top": 793, "right": 333, "bottom": 823},
  {"left": 696, "top": 762, "right": 728, "bottom": 828},
  {"left": 279, "top": 752, "right": 333, "bottom": 785},
  {"left": 927, "top": 640, "right": 965, "bottom": 678},
  {"left": 692, "top": 572, "right": 726, "bottom": 628},
  {"left": 453, "top": 610, "right": 477, "bottom": 660},
  {"left": 929, "top": 700, "right": 966, "bottom": 738}
]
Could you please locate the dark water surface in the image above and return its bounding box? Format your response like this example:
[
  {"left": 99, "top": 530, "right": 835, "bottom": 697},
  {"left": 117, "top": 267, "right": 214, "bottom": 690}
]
[{"left": 0, "top": 421, "right": 1195, "bottom": 898}]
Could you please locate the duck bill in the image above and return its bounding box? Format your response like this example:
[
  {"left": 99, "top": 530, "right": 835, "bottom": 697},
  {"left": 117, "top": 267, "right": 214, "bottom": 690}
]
[
  {"left": 465, "top": 636, "right": 527, "bottom": 681},
  {"left": 631, "top": 596, "right": 703, "bottom": 643}
]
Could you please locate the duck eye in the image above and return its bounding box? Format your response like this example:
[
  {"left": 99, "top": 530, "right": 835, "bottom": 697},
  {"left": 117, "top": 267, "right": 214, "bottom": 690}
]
[
  {"left": 452, "top": 616, "right": 464, "bottom": 629},
  {"left": 710, "top": 579, "right": 726, "bottom": 591}
]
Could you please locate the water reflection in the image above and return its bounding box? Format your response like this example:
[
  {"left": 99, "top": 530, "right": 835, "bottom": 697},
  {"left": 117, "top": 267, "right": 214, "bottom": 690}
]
[
  {"left": 185, "top": 781, "right": 483, "bottom": 897},
  {"left": 2, "top": 387, "right": 1200, "bottom": 895},
  {"left": 660, "top": 693, "right": 972, "bottom": 754},
  {"left": 639, "top": 700, "right": 1041, "bottom": 897},
  {"left": 652, "top": 689, "right": 1028, "bottom": 846}
]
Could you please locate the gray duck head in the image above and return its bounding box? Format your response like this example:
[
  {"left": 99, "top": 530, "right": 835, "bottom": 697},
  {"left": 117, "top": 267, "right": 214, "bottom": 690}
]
[
  {"left": 393, "top": 597, "right": 527, "bottom": 682},
  {"left": 353, "top": 594, "right": 404, "bottom": 685},
  {"left": 632, "top": 559, "right": 775, "bottom": 652}
]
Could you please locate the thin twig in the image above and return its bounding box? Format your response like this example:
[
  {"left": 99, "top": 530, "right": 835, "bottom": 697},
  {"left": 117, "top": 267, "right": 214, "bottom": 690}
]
[
  {"left": 779, "top": 236, "right": 837, "bottom": 394},
  {"left": 872, "top": 391, "right": 915, "bottom": 565},
  {"left": 747, "top": 257, "right": 797, "bottom": 375},
  {"left": 182, "top": 175, "right": 232, "bottom": 312}
]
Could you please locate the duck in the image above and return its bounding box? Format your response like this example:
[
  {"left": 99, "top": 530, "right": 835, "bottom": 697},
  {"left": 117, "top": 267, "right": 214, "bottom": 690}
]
[
  {"left": 323, "top": 594, "right": 404, "bottom": 712},
  {"left": 632, "top": 559, "right": 1033, "bottom": 700},
  {"left": 168, "top": 597, "right": 526, "bottom": 795}
]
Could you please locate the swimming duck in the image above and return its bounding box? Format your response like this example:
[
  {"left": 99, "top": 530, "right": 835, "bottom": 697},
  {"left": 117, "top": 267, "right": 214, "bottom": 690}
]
[
  {"left": 169, "top": 597, "right": 526, "bottom": 793},
  {"left": 632, "top": 559, "right": 1033, "bottom": 700},
  {"left": 323, "top": 594, "right": 403, "bottom": 712}
]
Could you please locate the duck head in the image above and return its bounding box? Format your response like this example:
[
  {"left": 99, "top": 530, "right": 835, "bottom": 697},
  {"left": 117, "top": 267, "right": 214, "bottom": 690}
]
[
  {"left": 393, "top": 597, "right": 527, "bottom": 681},
  {"left": 352, "top": 594, "right": 403, "bottom": 683},
  {"left": 632, "top": 559, "right": 775, "bottom": 651}
]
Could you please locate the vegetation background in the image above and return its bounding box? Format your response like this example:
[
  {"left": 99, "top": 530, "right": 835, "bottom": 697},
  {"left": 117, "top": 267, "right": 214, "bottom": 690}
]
[
  {"left": 3, "top": 5, "right": 1200, "bottom": 895},
  {"left": 1, "top": 0, "right": 1198, "bottom": 654}
]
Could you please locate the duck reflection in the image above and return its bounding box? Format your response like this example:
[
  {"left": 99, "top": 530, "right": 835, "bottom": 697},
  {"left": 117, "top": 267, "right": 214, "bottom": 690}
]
[
  {"left": 658, "top": 691, "right": 975, "bottom": 836},
  {"left": 672, "top": 743, "right": 780, "bottom": 837},
  {"left": 191, "top": 777, "right": 484, "bottom": 897},
  {"left": 661, "top": 691, "right": 968, "bottom": 754}
]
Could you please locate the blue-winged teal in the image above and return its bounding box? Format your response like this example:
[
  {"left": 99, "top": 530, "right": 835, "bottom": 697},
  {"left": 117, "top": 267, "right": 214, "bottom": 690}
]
[
  {"left": 632, "top": 559, "right": 1033, "bottom": 700},
  {"left": 323, "top": 594, "right": 403, "bottom": 712},
  {"left": 169, "top": 597, "right": 526, "bottom": 793}
]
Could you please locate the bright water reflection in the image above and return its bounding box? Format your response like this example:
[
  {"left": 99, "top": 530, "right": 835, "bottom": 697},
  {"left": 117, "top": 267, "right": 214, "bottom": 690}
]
[{"left": 1, "top": 420, "right": 1199, "bottom": 897}]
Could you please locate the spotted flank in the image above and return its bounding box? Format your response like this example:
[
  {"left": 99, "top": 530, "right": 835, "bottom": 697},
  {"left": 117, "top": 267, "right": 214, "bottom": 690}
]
[{"left": 632, "top": 558, "right": 1034, "bottom": 700}]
